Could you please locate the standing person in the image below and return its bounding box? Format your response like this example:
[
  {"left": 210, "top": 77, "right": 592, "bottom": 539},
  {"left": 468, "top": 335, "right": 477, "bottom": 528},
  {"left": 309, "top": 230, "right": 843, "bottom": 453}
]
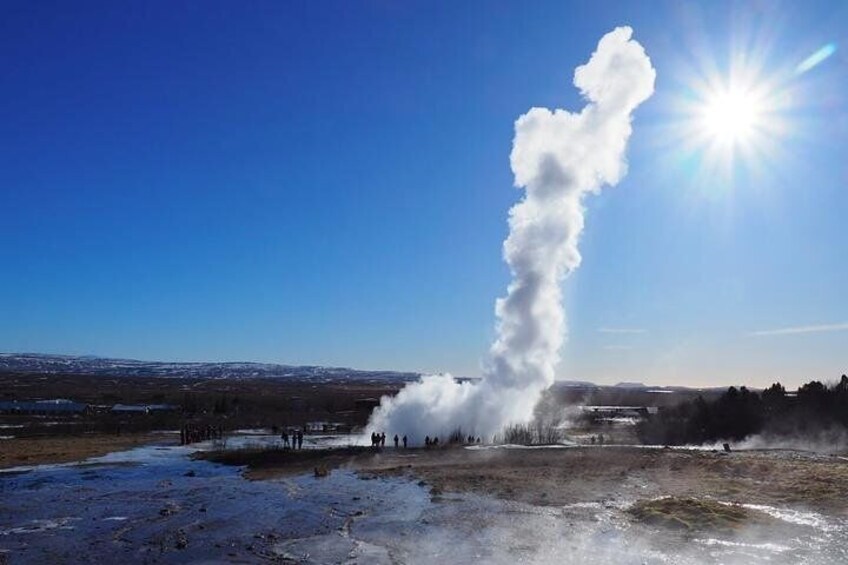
[
  {"left": 402, "top": 435, "right": 407, "bottom": 449},
  {"left": 393, "top": 434, "right": 399, "bottom": 448},
  {"left": 380, "top": 432, "right": 386, "bottom": 447},
  {"left": 425, "top": 436, "right": 430, "bottom": 447},
  {"left": 298, "top": 430, "right": 304, "bottom": 450},
  {"left": 282, "top": 430, "right": 289, "bottom": 449}
]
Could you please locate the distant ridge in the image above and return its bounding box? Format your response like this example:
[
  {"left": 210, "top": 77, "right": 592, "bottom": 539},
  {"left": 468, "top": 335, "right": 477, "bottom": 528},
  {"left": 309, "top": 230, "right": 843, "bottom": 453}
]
[{"left": 0, "top": 353, "right": 420, "bottom": 384}]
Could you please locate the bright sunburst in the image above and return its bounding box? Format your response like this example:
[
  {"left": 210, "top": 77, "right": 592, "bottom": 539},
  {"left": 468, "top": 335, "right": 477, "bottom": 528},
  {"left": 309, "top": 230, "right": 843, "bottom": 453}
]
[
  {"left": 668, "top": 60, "right": 795, "bottom": 186},
  {"left": 654, "top": 24, "right": 835, "bottom": 187},
  {"left": 700, "top": 87, "right": 763, "bottom": 145}
]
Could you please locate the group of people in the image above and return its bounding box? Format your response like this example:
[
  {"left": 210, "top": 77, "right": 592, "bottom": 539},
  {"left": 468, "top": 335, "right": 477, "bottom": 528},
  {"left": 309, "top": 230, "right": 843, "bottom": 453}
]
[
  {"left": 369, "top": 433, "right": 484, "bottom": 448},
  {"left": 281, "top": 429, "right": 304, "bottom": 449},
  {"left": 424, "top": 435, "right": 481, "bottom": 447},
  {"left": 180, "top": 424, "right": 223, "bottom": 445},
  {"left": 371, "top": 432, "right": 408, "bottom": 448}
]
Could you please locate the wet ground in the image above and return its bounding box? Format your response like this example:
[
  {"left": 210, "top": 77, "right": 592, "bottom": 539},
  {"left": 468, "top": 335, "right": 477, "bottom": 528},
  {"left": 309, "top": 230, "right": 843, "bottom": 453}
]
[{"left": 2, "top": 434, "right": 847, "bottom": 564}]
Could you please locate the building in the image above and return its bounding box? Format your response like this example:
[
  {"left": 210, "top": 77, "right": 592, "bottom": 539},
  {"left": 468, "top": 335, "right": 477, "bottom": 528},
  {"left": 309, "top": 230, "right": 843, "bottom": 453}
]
[
  {"left": 0, "top": 399, "right": 88, "bottom": 415},
  {"left": 110, "top": 403, "right": 177, "bottom": 415}
]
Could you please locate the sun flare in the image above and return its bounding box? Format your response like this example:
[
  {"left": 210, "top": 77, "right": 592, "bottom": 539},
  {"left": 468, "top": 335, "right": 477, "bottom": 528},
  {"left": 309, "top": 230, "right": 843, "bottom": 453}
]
[
  {"left": 700, "top": 89, "right": 762, "bottom": 144},
  {"left": 669, "top": 60, "right": 794, "bottom": 184}
]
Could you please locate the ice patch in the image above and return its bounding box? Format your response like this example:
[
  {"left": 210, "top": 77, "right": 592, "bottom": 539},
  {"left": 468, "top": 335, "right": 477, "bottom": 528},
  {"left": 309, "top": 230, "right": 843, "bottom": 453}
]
[
  {"left": 696, "top": 538, "right": 791, "bottom": 553},
  {"left": 740, "top": 504, "right": 838, "bottom": 532},
  {"left": 1, "top": 517, "right": 80, "bottom": 535}
]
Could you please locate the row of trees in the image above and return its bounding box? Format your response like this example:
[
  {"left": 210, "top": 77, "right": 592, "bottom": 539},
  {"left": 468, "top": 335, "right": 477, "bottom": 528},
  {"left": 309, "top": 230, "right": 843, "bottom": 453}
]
[{"left": 637, "top": 375, "right": 848, "bottom": 445}]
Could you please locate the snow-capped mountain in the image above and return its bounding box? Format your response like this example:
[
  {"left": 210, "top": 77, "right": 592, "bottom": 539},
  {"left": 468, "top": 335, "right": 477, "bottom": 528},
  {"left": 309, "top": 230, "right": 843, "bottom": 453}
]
[{"left": 0, "top": 353, "right": 420, "bottom": 383}]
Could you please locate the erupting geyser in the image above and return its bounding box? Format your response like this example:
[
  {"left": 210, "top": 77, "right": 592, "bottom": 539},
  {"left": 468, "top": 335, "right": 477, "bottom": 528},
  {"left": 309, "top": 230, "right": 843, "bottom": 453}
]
[{"left": 368, "top": 27, "right": 656, "bottom": 443}]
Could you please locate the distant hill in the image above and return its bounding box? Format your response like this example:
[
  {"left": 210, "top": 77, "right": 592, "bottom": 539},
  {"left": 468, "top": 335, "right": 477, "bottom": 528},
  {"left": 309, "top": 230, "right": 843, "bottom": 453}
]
[
  {"left": 0, "top": 353, "right": 420, "bottom": 384},
  {"left": 555, "top": 380, "right": 599, "bottom": 388}
]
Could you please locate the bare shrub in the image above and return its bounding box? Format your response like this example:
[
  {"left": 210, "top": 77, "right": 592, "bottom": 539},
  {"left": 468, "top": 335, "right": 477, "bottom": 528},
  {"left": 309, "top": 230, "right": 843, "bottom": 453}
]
[
  {"left": 497, "top": 418, "right": 564, "bottom": 446},
  {"left": 448, "top": 427, "right": 465, "bottom": 444}
]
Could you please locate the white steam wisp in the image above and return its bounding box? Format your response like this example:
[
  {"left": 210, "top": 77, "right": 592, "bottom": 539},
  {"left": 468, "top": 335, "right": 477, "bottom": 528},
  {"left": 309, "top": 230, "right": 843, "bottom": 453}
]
[{"left": 368, "top": 27, "right": 656, "bottom": 443}]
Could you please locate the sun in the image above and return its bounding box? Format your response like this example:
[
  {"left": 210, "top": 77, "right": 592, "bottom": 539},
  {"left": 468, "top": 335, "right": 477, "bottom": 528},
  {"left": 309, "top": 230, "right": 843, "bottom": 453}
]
[
  {"left": 668, "top": 64, "right": 792, "bottom": 183},
  {"left": 662, "top": 25, "right": 835, "bottom": 188},
  {"left": 700, "top": 88, "right": 762, "bottom": 145}
]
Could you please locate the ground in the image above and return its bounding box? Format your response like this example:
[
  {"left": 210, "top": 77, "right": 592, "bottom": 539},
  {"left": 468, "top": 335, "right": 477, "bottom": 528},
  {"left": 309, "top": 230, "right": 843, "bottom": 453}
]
[
  {"left": 4, "top": 434, "right": 848, "bottom": 563},
  {"left": 200, "top": 444, "right": 848, "bottom": 517},
  {"left": 0, "top": 433, "right": 166, "bottom": 469}
]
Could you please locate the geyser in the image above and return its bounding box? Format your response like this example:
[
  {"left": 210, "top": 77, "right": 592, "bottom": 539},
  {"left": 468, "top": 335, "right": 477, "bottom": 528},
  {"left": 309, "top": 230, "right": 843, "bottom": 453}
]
[{"left": 368, "top": 27, "right": 656, "bottom": 443}]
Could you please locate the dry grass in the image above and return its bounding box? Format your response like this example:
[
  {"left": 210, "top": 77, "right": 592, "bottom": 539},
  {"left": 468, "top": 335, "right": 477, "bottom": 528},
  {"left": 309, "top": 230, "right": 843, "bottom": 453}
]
[
  {"left": 0, "top": 433, "right": 166, "bottom": 469},
  {"left": 628, "top": 497, "right": 773, "bottom": 533},
  {"left": 204, "top": 445, "right": 848, "bottom": 516}
]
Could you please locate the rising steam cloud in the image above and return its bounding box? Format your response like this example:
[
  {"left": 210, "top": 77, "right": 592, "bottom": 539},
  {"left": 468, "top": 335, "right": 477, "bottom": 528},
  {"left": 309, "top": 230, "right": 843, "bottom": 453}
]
[{"left": 368, "top": 27, "right": 656, "bottom": 443}]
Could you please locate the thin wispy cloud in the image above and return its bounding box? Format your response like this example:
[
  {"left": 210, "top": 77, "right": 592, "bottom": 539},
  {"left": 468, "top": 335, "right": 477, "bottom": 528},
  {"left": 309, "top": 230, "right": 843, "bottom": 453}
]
[
  {"left": 748, "top": 322, "right": 848, "bottom": 337},
  {"left": 598, "top": 328, "right": 647, "bottom": 334}
]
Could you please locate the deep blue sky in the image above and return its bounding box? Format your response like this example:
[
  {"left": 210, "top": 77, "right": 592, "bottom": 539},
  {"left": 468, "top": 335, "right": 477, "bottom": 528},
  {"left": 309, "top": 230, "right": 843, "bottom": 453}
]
[{"left": 2, "top": 1, "right": 846, "bottom": 387}]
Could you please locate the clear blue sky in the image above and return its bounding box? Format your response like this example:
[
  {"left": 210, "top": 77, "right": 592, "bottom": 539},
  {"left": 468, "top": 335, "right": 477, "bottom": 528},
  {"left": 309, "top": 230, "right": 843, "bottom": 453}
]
[{"left": 1, "top": 1, "right": 845, "bottom": 387}]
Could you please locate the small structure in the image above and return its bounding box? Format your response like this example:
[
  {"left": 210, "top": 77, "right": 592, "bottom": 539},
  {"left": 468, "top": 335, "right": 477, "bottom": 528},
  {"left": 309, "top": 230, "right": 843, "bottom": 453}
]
[
  {"left": 110, "top": 404, "right": 177, "bottom": 415},
  {"left": 0, "top": 399, "right": 88, "bottom": 415},
  {"left": 111, "top": 404, "right": 150, "bottom": 414},
  {"left": 305, "top": 421, "right": 346, "bottom": 433},
  {"left": 146, "top": 404, "right": 177, "bottom": 412}
]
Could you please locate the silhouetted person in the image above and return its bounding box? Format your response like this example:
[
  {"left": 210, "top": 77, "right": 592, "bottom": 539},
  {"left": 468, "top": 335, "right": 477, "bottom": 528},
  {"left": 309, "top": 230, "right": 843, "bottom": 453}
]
[
  {"left": 433, "top": 436, "right": 439, "bottom": 447},
  {"left": 393, "top": 434, "right": 399, "bottom": 448},
  {"left": 402, "top": 435, "right": 408, "bottom": 448},
  {"left": 297, "top": 430, "right": 304, "bottom": 449},
  {"left": 425, "top": 435, "right": 431, "bottom": 447},
  {"left": 381, "top": 432, "right": 386, "bottom": 447}
]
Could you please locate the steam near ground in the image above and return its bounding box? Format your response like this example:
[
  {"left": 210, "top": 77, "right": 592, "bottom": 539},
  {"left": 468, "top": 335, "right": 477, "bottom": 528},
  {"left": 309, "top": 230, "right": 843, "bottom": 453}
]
[
  {"left": 714, "top": 428, "right": 848, "bottom": 454},
  {"left": 369, "top": 27, "right": 656, "bottom": 442}
]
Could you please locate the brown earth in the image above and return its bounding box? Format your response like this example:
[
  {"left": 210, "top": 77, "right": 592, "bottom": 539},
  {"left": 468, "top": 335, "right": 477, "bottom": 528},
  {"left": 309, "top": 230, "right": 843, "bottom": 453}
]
[
  {"left": 200, "top": 445, "right": 848, "bottom": 517},
  {"left": 0, "top": 372, "right": 402, "bottom": 438},
  {"left": 0, "top": 433, "right": 170, "bottom": 469}
]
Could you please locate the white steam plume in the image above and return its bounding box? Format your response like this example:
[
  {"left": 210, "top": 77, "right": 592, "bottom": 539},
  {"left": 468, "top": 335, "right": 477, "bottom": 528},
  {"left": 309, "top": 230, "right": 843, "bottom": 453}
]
[{"left": 368, "top": 27, "right": 655, "bottom": 443}]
